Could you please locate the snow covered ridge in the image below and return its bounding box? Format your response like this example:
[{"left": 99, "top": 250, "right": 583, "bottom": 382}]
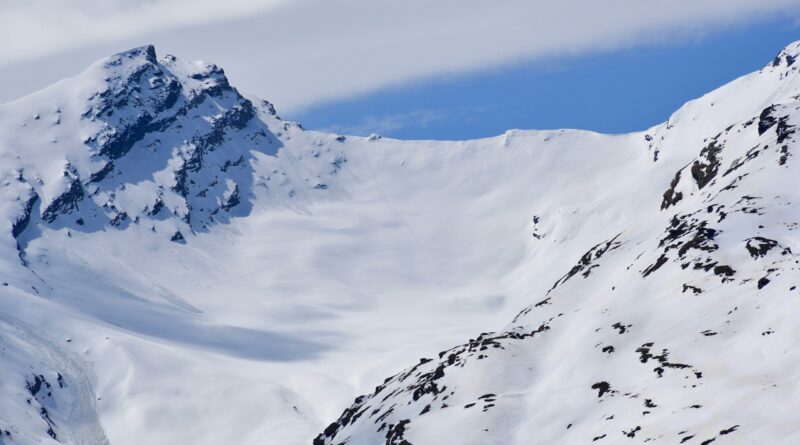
[
  {"left": 314, "top": 45, "right": 800, "bottom": 444},
  {"left": 0, "top": 41, "right": 799, "bottom": 445}
]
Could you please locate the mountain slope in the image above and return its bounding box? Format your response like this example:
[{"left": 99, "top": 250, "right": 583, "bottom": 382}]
[
  {"left": 0, "top": 42, "right": 798, "bottom": 445},
  {"left": 314, "top": 43, "right": 800, "bottom": 444}
]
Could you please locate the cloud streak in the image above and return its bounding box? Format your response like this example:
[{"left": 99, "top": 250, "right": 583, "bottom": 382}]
[
  {"left": 2, "top": 0, "right": 800, "bottom": 109},
  {"left": 318, "top": 107, "right": 487, "bottom": 138},
  {"left": 0, "top": 0, "right": 288, "bottom": 65}
]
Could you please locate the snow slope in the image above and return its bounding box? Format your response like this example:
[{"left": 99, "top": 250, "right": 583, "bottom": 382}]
[{"left": 0, "top": 42, "right": 799, "bottom": 444}]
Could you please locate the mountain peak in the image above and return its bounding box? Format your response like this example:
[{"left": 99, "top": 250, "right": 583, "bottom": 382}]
[
  {"left": 94, "top": 45, "right": 161, "bottom": 82},
  {"left": 0, "top": 47, "right": 285, "bottom": 255},
  {"left": 112, "top": 44, "right": 158, "bottom": 65},
  {"left": 91, "top": 44, "right": 234, "bottom": 109}
]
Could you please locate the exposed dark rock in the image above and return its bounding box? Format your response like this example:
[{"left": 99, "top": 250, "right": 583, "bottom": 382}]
[
  {"left": 712, "top": 265, "right": 735, "bottom": 277},
  {"left": 170, "top": 231, "right": 185, "bottom": 243},
  {"left": 661, "top": 170, "right": 684, "bottom": 209},
  {"left": 690, "top": 140, "right": 723, "bottom": 190},
  {"left": 88, "top": 161, "right": 115, "bottom": 183},
  {"left": 41, "top": 178, "right": 84, "bottom": 223},
  {"left": 384, "top": 419, "right": 413, "bottom": 445},
  {"left": 623, "top": 426, "right": 641, "bottom": 438},
  {"left": 720, "top": 425, "right": 739, "bottom": 435},
  {"left": 12, "top": 191, "right": 38, "bottom": 238},
  {"left": 776, "top": 116, "right": 795, "bottom": 144},
  {"left": 745, "top": 237, "right": 779, "bottom": 259},
  {"left": 147, "top": 199, "right": 165, "bottom": 216},
  {"left": 591, "top": 381, "right": 611, "bottom": 398},
  {"left": 682, "top": 284, "right": 703, "bottom": 294},
  {"left": 779, "top": 145, "right": 791, "bottom": 165},
  {"left": 220, "top": 156, "right": 246, "bottom": 172},
  {"left": 26, "top": 375, "right": 49, "bottom": 397},
  {"left": 110, "top": 212, "right": 128, "bottom": 227},
  {"left": 220, "top": 184, "right": 240, "bottom": 212},
  {"left": 549, "top": 234, "right": 622, "bottom": 292},
  {"left": 611, "top": 322, "right": 631, "bottom": 334},
  {"left": 314, "top": 396, "right": 369, "bottom": 445},
  {"left": 759, "top": 106, "right": 778, "bottom": 135},
  {"left": 97, "top": 112, "right": 156, "bottom": 159},
  {"left": 642, "top": 254, "right": 668, "bottom": 277}
]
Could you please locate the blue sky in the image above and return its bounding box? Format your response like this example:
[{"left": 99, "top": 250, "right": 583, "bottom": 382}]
[{"left": 287, "top": 16, "right": 800, "bottom": 140}]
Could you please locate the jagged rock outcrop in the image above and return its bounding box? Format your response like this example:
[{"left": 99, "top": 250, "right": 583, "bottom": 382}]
[{"left": 0, "top": 45, "right": 284, "bottom": 248}]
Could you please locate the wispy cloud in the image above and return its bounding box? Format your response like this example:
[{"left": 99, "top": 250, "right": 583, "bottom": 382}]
[
  {"left": 320, "top": 108, "right": 486, "bottom": 138},
  {"left": 2, "top": 0, "right": 800, "bottom": 108}
]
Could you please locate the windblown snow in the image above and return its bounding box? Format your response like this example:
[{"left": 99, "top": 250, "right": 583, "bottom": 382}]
[{"left": 1, "top": 42, "right": 800, "bottom": 444}]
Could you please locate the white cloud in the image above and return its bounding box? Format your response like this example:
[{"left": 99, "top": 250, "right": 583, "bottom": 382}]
[
  {"left": 319, "top": 108, "right": 485, "bottom": 137},
  {"left": 0, "top": 0, "right": 288, "bottom": 65},
  {"left": 2, "top": 0, "right": 800, "bottom": 109}
]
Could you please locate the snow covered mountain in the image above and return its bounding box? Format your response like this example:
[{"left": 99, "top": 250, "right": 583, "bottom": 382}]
[{"left": 1, "top": 41, "right": 800, "bottom": 444}]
